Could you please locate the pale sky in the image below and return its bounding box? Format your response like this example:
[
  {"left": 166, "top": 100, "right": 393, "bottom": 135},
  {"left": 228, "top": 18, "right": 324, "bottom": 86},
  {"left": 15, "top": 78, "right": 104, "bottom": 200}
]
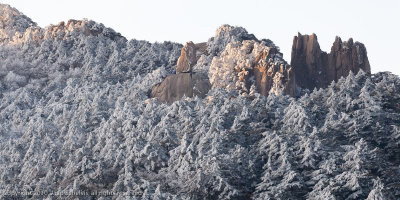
[{"left": 1, "top": 0, "right": 399, "bottom": 75}]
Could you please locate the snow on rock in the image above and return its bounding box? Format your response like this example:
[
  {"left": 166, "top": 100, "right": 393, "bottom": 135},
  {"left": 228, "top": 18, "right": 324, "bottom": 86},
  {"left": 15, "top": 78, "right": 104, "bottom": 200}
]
[
  {"left": 209, "top": 40, "right": 294, "bottom": 96},
  {"left": 193, "top": 24, "right": 276, "bottom": 74},
  {"left": 0, "top": 3, "right": 400, "bottom": 199},
  {"left": 151, "top": 25, "right": 286, "bottom": 104},
  {"left": 0, "top": 4, "right": 36, "bottom": 42}
]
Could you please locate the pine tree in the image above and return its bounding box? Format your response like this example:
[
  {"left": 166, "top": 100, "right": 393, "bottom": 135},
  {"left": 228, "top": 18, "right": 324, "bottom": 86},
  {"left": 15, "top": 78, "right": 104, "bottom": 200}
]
[{"left": 366, "top": 178, "right": 386, "bottom": 200}]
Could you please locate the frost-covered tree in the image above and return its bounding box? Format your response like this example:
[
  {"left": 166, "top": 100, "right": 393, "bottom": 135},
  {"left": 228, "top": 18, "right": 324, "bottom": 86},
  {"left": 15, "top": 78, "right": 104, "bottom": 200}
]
[
  {"left": 1, "top": 3, "right": 400, "bottom": 199},
  {"left": 366, "top": 178, "right": 386, "bottom": 200}
]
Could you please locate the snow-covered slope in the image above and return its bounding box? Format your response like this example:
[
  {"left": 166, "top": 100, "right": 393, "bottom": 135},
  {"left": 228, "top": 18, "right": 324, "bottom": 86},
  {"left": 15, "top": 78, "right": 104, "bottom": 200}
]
[{"left": 0, "top": 4, "right": 400, "bottom": 200}]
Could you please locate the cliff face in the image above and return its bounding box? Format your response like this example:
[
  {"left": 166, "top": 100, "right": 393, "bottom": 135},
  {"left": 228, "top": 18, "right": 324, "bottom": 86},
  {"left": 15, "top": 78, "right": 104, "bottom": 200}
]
[
  {"left": 151, "top": 30, "right": 370, "bottom": 104},
  {"left": 328, "top": 36, "right": 371, "bottom": 82},
  {"left": 291, "top": 33, "right": 370, "bottom": 90},
  {"left": 150, "top": 73, "right": 211, "bottom": 104},
  {"left": 253, "top": 48, "right": 296, "bottom": 97},
  {"left": 290, "top": 33, "right": 328, "bottom": 90},
  {"left": 176, "top": 42, "right": 208, "bottom": 73},
  {"left": 151, "top": 25, "right": 294, "bottom": 103},
  {"left": 150, "top": 41, "right": 211, "bottom": 103}
]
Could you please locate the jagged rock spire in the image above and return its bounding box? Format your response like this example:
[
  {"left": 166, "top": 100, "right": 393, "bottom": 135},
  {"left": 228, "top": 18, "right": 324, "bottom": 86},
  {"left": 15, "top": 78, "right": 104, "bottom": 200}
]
[{"left": 291, "top": 33, "right": 370, "bottom": 90}]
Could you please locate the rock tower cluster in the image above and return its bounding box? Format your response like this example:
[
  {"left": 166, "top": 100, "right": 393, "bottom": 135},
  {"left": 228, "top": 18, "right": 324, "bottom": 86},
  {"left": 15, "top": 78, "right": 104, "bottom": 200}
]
[
  {"left": 151, "top": 26, "right": 370, "bottom": 104},
  {"left": 291, "top": 33, "right": 370, "bottom": 89}
]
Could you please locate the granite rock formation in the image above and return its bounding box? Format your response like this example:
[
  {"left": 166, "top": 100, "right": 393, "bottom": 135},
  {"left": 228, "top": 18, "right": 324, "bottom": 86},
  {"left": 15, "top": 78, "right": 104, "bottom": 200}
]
[
  {"left": 192, "top": 25, "right": 276, "bottom": 74},
  {"left": 151, "top": 25, "right": 294, "bottom": 103},
  {"left": 253, "top": 44, "right": 295, "bottom": 97},
  {"left": 209, "top": 40, "right": 295, "bottom": 97},
  {"left": 206, "top": 25, "right": 259, "bottom": 57},
  {"left": 291, "top": 33, "right": 370, "bottom": 90},
  {"left": 328, "top": 36, "right": 370, "bottom": 82},
  {"left": 176, "top": 41, "right": 208, "bottom": 73},
  {"left": 150, "top": 73, "right": 211, "bottom": 104},
  {"left": 151, "top": 28, "right": 371, "bottom": 104},
  {"left": 151, "top": 41, "right": 211, "bottom": 103}
]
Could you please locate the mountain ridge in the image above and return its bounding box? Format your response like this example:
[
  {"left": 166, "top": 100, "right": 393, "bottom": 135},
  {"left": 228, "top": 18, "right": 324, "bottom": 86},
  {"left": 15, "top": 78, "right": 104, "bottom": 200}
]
[
  {"left": 0, "top": 3, "right": 399, "bottom": 199},
  {"left": 150, "top": 25, "right": 370, "bottom": 103}
]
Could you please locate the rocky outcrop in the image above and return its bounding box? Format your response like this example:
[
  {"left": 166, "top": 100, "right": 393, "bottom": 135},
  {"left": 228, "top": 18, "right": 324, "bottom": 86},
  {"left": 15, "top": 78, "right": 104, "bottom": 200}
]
[
  {"left": 152, "top": 26, "right": 296, "bottom": 103},
  {"left": 290, "top": 33, "right": 327, "bottom": 90},
  {"left": 291, "top": 33, "right": 370, "bottom": 90},
  {"left": 206, "top": 25, "right": 259, "bottom": 57},
  {"left": 152, "top": 28, "right": 371, "bottom": 104},
  {"left": 150, "top": 73, "right": 211, "bottom": 104},
  {"left": 192, "top": 25, "right": 270, "bottom": 75},
  {"left": 0, "top": 4, "right": 125, "bottom": 45},
  {"left": 209, "top": 40, "right": 295, "bottom": 97},
  {"left": 327, "top": 37, "right": 370, "bottom": 82},
  {"left": 176, "top": 42, "right": 208, "bottom": 73},
  {"left": 151, "top": 41, "right": 211, "bottom": 104},
  {"left": 253, "top": 47, "right": 295, "bottom": 97}
]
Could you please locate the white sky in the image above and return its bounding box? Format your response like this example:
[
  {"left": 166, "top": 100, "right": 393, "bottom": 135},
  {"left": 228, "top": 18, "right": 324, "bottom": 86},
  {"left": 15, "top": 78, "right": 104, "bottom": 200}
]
[{"left": 1, "top": 0, "right": 399, "bottom": 75}]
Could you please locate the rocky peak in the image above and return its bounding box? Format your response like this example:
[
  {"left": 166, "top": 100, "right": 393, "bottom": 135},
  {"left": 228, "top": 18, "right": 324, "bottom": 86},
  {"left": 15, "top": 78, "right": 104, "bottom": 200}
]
[
  {"left": 291, "top": 33, "right": 328, "bottom": 90},
  {"left": 0, "top": 4, "right": 36, "bottom": 42},
  {"left": 291, "top": 33, "right": 370, "bottom": 90},
  {"left": 151, "top": 28, "right": 371, "bottom": 104},
  {"left": 207, "top": 24, "right": 259, "bottom": 56},
  {"left": 327, "top": 36, "right": 370, "bottom": 82},
  {"left": 214, "top": 24, "right": 257, "bottom": 41},
  {"left": 209, "top": 40, "right": 294, "bottom": 97},
  {"left": 151, "top": 41, "right": 211, "bottom": 104},
  {"left": 44, "top": 20, "right": 125, "bottom": 41},
  {"left": 176, "top": 41, "right": 208, "bottom": 73},
  {"left": 0, "top": 3, "right": 125, "bottom": 45}
]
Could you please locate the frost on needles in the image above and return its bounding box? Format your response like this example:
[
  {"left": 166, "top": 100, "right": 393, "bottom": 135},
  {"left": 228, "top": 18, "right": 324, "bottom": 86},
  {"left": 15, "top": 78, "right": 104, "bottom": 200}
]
[{"left": 0, "top": 3, "right": 400, "bottom": 200}]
